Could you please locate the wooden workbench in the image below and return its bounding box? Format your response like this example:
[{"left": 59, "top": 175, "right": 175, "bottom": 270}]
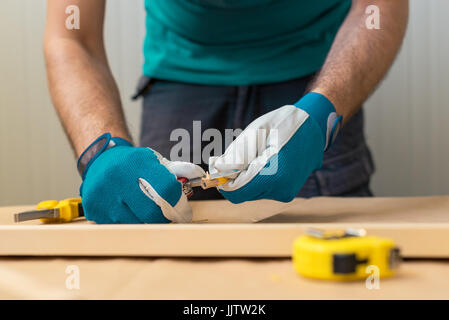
[
  {"left": 0, "top": 257, "right": 448, "bottom": 299},
  {"left": 1, "top": 196, "right": 449, "bottom": 257},
  {"left": 1, "top": 196, "right": 449, "bottom": 299}
]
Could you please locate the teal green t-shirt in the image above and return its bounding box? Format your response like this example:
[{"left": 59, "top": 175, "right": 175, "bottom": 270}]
[{"left": 143, "top": 0, "right": 351, "bottom": 85}]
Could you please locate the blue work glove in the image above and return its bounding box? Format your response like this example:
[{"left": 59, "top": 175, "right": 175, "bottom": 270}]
[
  {"left": 78, "top": 133, "right": 205, "bottom": 224},
  {"left": 209, "top": 92, "right": 342, "bottom": 203}
]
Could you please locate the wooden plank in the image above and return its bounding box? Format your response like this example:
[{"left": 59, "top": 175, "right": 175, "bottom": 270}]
[
  {"left": 0, "top": 222, "right": 449, "bottom": 258},
  {"left": 1, "top": 196, "right": 449, "bottom": 257}
]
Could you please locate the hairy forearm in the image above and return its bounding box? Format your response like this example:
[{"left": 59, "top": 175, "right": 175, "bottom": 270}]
[
  {"left": 44, "top": 38, "right": 132, "bottom": 158},
  {"left": 309, "top": 0, "right": 409, "bottom": 124}
]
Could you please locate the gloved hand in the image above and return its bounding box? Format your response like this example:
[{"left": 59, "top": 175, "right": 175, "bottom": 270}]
[
  {"left": 209, "top": 92, "right": 342, "bottom": 203},
  {"left": 78, "top": 133, "right": 205, "bottom": 224}
]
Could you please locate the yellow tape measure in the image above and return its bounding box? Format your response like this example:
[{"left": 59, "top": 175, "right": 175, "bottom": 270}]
[{"left": 292, "top": 228, "right": 401, "bottom": 281}]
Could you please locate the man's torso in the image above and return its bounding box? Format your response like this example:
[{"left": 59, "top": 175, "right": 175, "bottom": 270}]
[{"left": 143, "top": 0, "right": 351, "bottom": 85}]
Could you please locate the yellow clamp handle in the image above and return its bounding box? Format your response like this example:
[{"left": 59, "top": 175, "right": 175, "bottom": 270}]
[{"left": 37, "top": 198, "right": 82, "bottom": 223}]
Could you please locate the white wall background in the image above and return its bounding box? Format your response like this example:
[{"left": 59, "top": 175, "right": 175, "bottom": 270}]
[{"left": 0, "top": 0, "right": 448, "bottom": 206}]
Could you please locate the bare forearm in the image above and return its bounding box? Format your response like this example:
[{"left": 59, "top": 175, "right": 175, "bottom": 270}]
[
  {"left": 44, "top": 39, "right": 132, "bottom": 157},
  {"left": 309, "top": 0, "right": 409, "bottom": 123}
]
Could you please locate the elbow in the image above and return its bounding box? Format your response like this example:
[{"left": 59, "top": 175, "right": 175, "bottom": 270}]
[
  {"left": 43, "top": 34, "right": 72, "bottom": 63},
  {"left": 43, "top": 32, "right": 104, "bottom": 64}
]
